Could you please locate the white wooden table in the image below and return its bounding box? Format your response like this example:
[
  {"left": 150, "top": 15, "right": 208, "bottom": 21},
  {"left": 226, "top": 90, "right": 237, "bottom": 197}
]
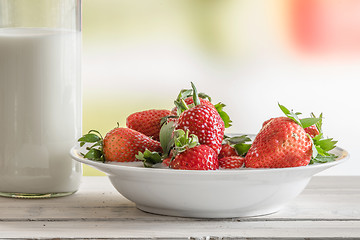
[{"left": 0, "top": 176, "right": 359, "bottom": 239}]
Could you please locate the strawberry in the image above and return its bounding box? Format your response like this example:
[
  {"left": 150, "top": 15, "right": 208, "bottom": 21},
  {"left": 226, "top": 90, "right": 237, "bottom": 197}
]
[
  {"left": 175, "top": 104, "right": 225, "bottom": 154},
  {"left": 245, "top": 104, "right": 338, "bottom": 168},
  {"left": 264, "top": 118, "right": 320, "bottom": 138},
  {"left": 262, "top": 118, "right": 273, "bottom": 128},
  {"left": 103, "top": 127, "right": 162, "bottom": 162},
  {"left": 172, "top": 83, "right": 225, "bottom": 154},
  {"left": 218, "top": 144, "right": 238, "bottom": 159},
  {"left": 78, "top": 127, "right": 162, "bottom": 162},
  {"left": 219, "top": 156, "right": 245, "bottom": 169},
  {"left": 168, "top": 129, "right": 218, "bottom": 170},
  {"left": 219, "top": 135, "right": 252, "bottom": 159},
  {"left": 304, "top": 125, "right": 320, "bottom": 138},
  {"left": 170, "top": 145, "right": 218, "bottom": 170},
  {"left": 264, "top": 115, "right": 320, "bottom": 139},
  {"left": 162, "top": 157, "right": 171, "bottom": 167},
  {"left": 126, "top": 109, "right": 172, "bottom": 141},
  {"left": 172, "top": 82, "right": 232, "bottom": 128},
  {"left": 277, "top": 104, "right": 338, "bottom": 164},
  {"left": 153, "top": 129, "right": 219, "bottom": 170},
  {"left": 245, "top": 116, "right": 313, "bottom": 168}
]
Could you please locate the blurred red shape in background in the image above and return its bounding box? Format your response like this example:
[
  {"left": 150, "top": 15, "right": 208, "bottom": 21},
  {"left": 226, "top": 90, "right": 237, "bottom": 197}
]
[{"left": 291, "top": 0, "right": 360, "bottom": 55}]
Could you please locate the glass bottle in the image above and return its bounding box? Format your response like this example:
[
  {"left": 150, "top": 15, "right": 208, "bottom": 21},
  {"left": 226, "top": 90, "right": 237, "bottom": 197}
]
[{"left": 0, "top": 0, "right": 82, "bottom": 198}]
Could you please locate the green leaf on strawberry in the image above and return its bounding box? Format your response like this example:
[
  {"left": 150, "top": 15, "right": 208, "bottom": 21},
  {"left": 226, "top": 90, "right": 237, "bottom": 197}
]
[
  {"left": 225, "top": 135, "right": 251, "bottom": 144},
  {"left": 84, "top": 148, "right": 103, "bottom": 161},
  {"left": 198, "top": 92, "right": 212, "bottom": 102},
  {"left": 175, "top": 85, "right": 211, "bottom": 104},
  {"left": 136, "top": 149, "right": 163, "bottom": 168},
  {"left": 300, "top": 117, "right": 322, "bottom": 129},
  {"left": 279, "top": 103, "right": 324, "bottom": 131},
  {"left": 214, "top": 103, "right": 232, "bottom": 128},
  {"left": 311, "top": 154, "right": 337, "bottom": 164},
  {"left": 173, "top": 129, "right": 199, "bottom": 153},
  {"left": 311, "top": 133, "right": 338, "bottom": 164},
  {"left": 173, "top": 83, "right": 207, "bottom": 115},
  {"left": 234, "top": 143, "right": 252, "bottom": 157},
  {"left": 78, "top": 130, "right": 102, "bottom": 147},
  {"left": 278, "top": 103, "right": 301, "bottom": 124},
  {"left": 139, "top": 127, "right": 200, "bottom": 168},
  {"left": 223, "top": 135, "right": 252, "bottom": 156},
  {"left": 159, "top": 120, "right": 176, "bottom": 158},
  {"left": 313, "top": 133, "right": 337, "bottom": 151},
  {"left": 78, "top": 130, "right": 104, "bottom": 162},
  {"left": 174, "top": 99, "right": 190, "bottom": 115},
  {"left": 278, "top": 103, "right": 321, "bottom": 128},
  {"left": 176, "top": 89, "right": 193, "bottom": 101}
]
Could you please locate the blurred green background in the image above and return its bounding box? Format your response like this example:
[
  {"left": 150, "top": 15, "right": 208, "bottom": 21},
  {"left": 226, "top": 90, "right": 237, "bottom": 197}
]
[{"left": 81, "top": 0, "right": 360, "bottom": 176}]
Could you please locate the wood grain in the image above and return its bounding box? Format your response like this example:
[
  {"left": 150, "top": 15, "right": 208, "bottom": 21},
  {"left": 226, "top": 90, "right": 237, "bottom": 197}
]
[{"left": 0, "top": 176, "right": 359, "bottom": 239}]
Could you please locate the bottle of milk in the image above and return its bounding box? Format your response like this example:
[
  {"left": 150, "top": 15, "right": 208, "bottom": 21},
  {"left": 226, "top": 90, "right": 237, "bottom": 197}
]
[{"left": 0, "top": 0, "right": 82, "bottom": 198}]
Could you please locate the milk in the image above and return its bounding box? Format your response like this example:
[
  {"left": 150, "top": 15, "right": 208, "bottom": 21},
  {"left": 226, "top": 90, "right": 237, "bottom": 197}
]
[{"left": 0, "top": 28, "right": 82, "bottom": 195}]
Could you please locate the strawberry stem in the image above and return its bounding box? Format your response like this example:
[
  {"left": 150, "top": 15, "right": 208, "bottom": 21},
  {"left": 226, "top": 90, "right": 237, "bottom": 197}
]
[
  {"left": 174, "top": 99, "right": 190, "bottom": 115},
  {"left": 173, "top": 129, "right": 199, "bottom": 154},
  {"left": 191, "top": 82, "right": 201, "bottom": 106}
]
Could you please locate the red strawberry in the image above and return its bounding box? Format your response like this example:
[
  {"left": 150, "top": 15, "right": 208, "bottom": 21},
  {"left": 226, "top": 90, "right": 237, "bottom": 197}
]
[
  {"left": 172, "top": 83, "right": 232, "bottom": 129},
  {"left": 262, "top": 118, "right": 273, "bottom": 128},
  {"left": 170, "top": 145, "right": 218, "bottom": 170},
  {"left": 245, "top": 117, "right": 313, "bottom": 168},
  {"left": 161, "top": 148, "right": 175, "bottom": 167},
  {"left": 103, "top": 127, "right": 162, "bottom": 162},
  {"left": 219, "top": 156, "right": 245, "bottom": 169},
  {"left": 218, "top": 144, "right": 238, "bottom": 159},
  {"left": 162, "top": 157, "right": 171, "bottom": 167},
  {"left": 175, "top": 104, "right": 225, "bottom": 154},
  {"left": 126, "top": 109, "right": 172, "bottom": 141},
  {"left": 304, "top": 125, "right": 320, "bottom": 138},
  {"left": 264, "top": 117, "right": 320, "bottom": 139}
]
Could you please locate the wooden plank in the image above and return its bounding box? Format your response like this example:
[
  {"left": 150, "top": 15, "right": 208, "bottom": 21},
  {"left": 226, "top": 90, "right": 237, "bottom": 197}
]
[
  {"left": 306, "top": 176, "right": 360, "bottom": 189},
  {"left": 0, "top": 176, "right": 359, "bottom": 239},
  {"left": 0, "top": 177, "right": 359, "bottom": 221},
  {"left": 1, "top": 196, "right": 359, "bottom": 222},
  {"left": 1, "top": 220, "right": 360, "bottom": 239}
]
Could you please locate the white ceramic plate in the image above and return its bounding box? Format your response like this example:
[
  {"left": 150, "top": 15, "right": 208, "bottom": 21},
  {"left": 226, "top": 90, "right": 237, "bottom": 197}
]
[{"left": 70, "top": 138, "right": 349, "bottom": 218}]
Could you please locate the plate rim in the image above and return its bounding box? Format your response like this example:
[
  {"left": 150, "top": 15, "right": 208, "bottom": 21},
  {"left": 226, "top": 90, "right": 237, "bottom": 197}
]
[{"left": 70, "top": 145, "right": 349, "bottom": 175}]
